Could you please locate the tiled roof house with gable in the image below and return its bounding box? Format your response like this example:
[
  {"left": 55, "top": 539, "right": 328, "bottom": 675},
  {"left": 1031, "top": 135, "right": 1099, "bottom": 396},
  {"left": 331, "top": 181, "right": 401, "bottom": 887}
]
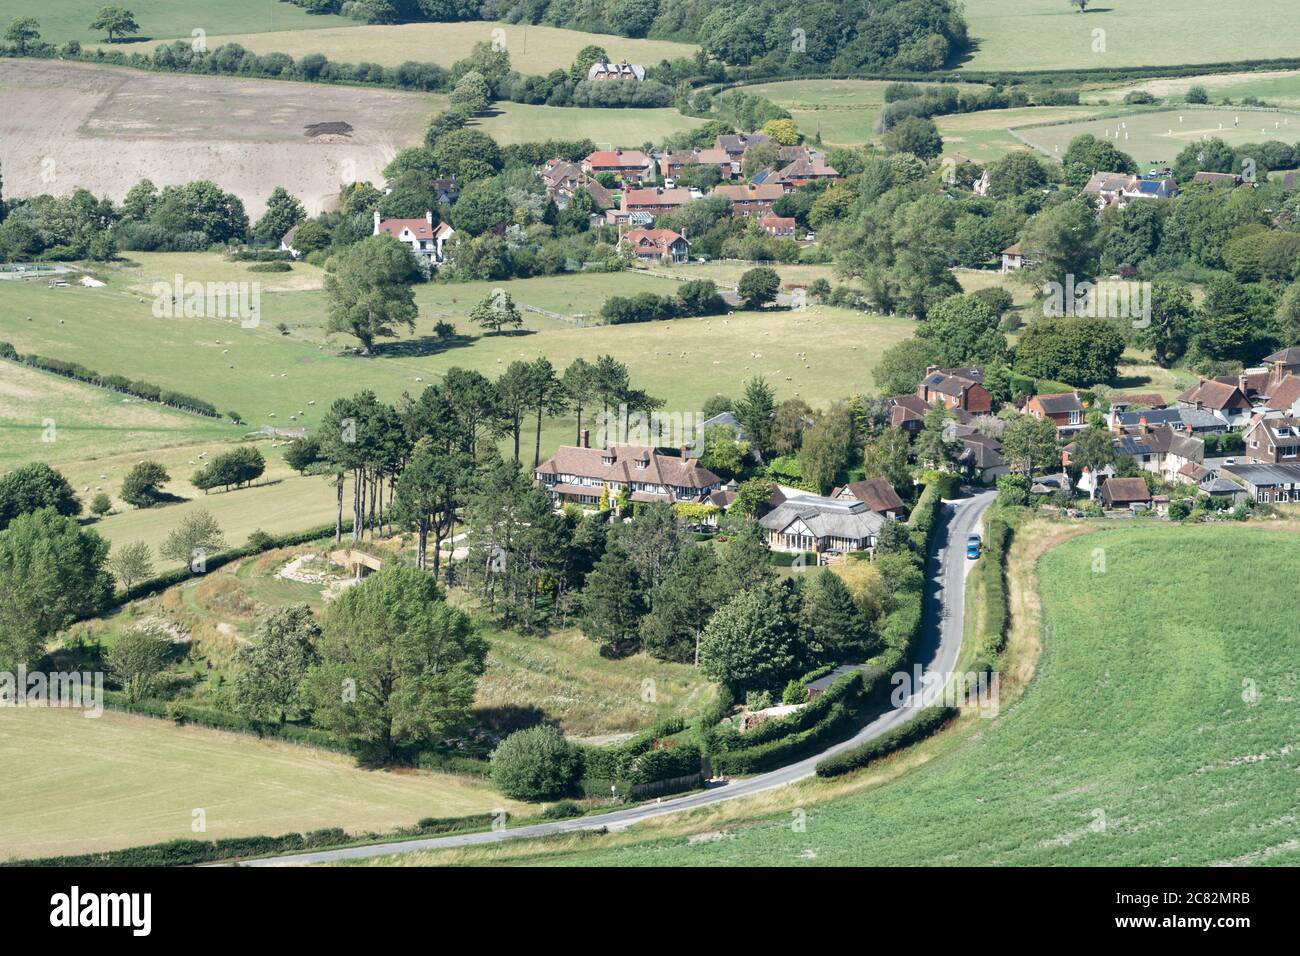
[
  {"left": 534, "top": 435, "right": 721, "bottom": 507},
  {"left": 373, "top": 210, "right": 454, "bottom": 266}
]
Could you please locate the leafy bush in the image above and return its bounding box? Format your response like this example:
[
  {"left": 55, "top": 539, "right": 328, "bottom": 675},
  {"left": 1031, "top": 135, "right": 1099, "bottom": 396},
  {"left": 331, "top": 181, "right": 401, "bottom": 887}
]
[{"left": 490, "top": 725, "right": 582, "bottom": 801}]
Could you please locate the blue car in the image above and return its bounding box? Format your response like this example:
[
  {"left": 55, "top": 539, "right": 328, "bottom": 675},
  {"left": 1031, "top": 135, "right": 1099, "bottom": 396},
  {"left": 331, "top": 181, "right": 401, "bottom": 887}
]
[{"left": 966, "top": 533, "right": 981, "bottom": 559}]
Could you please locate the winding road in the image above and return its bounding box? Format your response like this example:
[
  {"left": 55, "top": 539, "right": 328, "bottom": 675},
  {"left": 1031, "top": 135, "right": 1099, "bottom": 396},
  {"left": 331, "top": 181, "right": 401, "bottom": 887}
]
[{"left": 243, "top": 489, "right": 997, "bottom": 866}]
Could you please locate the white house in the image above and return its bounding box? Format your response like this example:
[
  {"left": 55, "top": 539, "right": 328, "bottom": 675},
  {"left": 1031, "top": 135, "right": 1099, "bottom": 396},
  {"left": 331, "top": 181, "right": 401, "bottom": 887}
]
[{"left": 373, "top": 210, "right": 454, "bottom": 267}]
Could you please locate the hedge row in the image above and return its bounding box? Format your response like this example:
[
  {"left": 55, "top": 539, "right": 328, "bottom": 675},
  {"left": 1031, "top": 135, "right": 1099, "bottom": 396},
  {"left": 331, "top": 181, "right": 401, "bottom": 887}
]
[
  {"left": 708, "top": 669, "right": 863, "bottom": 752},
  {"left": 814, "top": 706, "right": 959, "bottom": 778},
  {"left": 0, "top": 343, "right": 230, "bottom": 421},
  {"left": 968, "top": 508, "right": 1014, "bottom": 673},
  {"left": 906, "top": 479, "right": 948, "bottom": 552},
  {"left": 711, "top": 697, "right": 859, "bottom": 776},
  {"left": 12, "top": 813, "right": 500, "bottom": 867}
]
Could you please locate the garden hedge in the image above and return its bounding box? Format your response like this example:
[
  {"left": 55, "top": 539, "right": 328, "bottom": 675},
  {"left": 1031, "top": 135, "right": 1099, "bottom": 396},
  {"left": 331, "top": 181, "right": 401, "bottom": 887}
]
[{"left": 814, "top": 705, "right": 959, "bottom": 778}]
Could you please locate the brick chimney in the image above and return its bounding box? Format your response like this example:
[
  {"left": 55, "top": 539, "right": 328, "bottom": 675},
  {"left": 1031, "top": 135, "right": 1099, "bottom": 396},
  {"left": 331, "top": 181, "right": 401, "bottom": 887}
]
[
  {"left": 580, "top": 429, "right": 589, "bottom": 448},
  {"left": 1238, "top": 372, "right": 1249, "bottom": 394},
  {"left": 680, "top": 443, "right": 691, "bottom": 461}
]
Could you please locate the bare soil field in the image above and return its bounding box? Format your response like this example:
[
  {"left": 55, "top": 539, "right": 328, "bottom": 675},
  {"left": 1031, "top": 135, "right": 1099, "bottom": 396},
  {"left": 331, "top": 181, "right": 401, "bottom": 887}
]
[{"left": 0, "top": 59, "right": 437, "bottom": 216}]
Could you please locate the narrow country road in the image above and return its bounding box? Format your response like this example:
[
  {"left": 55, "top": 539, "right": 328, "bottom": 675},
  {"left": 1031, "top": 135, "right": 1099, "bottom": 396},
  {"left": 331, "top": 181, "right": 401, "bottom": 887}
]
[{"left": 242, "top": 489, "right": 997, "bottom": 866}]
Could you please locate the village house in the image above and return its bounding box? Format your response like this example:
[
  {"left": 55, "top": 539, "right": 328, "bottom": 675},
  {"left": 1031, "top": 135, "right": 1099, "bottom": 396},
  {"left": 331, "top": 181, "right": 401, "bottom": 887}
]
[
  {"left": 1191, "top": 171, "right": 1243, "bottom": 187},
  {"left": 830, "top": 477, "right": 907, "bottom": 518},
  {"left": 1100, "top": 476, "right": 1153, "bottom": 510},
  {"left": 1000, "top": 243, "right": 1037, "bottom": 273},
  {"left": 586, "top": 60, "right": 646, "bottom": 81},
  {"left": 372, "top": 210, "right": 454, "bottom": 267},
  {"left": 1025, "top": 391, "right": 1086, "bottom": 436},
  {"left": 759, "top": 215, "right": 797, "bottom": 237},
  {"left": 620, "top": 187, "right": 695, "bottom": 217},
  {"left": 918, "top": 366, "right": 992, "bottom": 415},
  {"left": 583, "top": 149, "right": 654, "bottom": 184},
  {"left": 759, "top": 493, "right": 886, "bottom": 556},
  {"left": 621, "top": 227, "right": 691, "bottom": 263},
  {"left": 712, "top": 182, "right": 786, "bottom": 217},
  {"left": 1221, "top": 462, "right": 1300, "bottom": 503},
  {"left": 1081, "top": 171, "right": 1177, "bottom": 210},
  {"left": 1177, "top": 378, "right": 1253, "bottom": 429},
  {"left": 1242, "top": 414, "right": 1300, "bottom": 464},
  {"left": 769, "top": 154, "right": 842, "bottom": 190},
  {"left": 715, "top": 132, "right": 772, "bottom": 162},
  {"left": 953, "top": 428, "right": 1009, "bottom": 483},
  {"left": 534, "top": 436, "right": 721, "bottom": 507},
  {"left": 658, "top": 148, "right": 735, "bottom": 182},
  {"left": 1108, "top": 405, "right": 1225, "bottom": 434},
  {"left": 888, "top": 394, "right": 937, "bottom": 434}
]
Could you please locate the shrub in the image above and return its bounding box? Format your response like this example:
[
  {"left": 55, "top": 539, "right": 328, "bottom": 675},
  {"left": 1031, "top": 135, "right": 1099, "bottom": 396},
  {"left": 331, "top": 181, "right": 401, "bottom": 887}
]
[{"left": 490, "top": 724, "right": 581, "bottom": 801}]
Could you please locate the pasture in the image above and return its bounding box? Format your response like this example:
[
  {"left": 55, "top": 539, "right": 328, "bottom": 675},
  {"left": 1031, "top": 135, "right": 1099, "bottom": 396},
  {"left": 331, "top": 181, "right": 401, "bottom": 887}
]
[
  {"left": 738, "top": 80, "right": 892, "bottom": 146},
  {"left": 0, "top": 706, "right": 522, "bottom": 861},
  {"left": 93, "top": 21, "right": 699, "bottom": 75},
  {"left": 5, "top": 0, "right": 349, "bottom": 46},
  {"left": 1083, "top": 69, "right": 1300, "bottom": 108},
  {"left": 1014, "top": 107, "right": 1300, "bottom": 169},
  {"left": 0, "top": 251, "right": 916, "bottom": 557},
  {"left": 962, "top": 0, "right": 1300, "bottom": 72},
  {"left": 373, "top": 524, "right": 1300, "bottom": 866}
]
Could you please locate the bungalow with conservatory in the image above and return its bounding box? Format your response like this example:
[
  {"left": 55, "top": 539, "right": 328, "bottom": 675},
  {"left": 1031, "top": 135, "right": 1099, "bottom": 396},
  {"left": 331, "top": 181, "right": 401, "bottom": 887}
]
[
  {"left": 759, "top": 494, "right": 886, "bottom": 556},
  {"left": 534, "top": 439, "right": 721, "bottom": 507}
]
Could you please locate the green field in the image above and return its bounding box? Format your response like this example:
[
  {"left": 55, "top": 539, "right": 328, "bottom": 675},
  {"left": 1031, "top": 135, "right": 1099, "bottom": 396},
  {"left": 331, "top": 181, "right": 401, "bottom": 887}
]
[
  {"left": 14, "top": 0, "right": 349, "bottom": 46},
  {"left": 1014, "top": 107, "right": 1300, "bottom": 168},
  {"left": 0, "top": 706, "right": 524, "bottom": 861},
  {"left": 738, "top": 80, "right": 893, "bottom": 146},
  {"left": 1084, "top": 69, "right": 1300, "bottom": 108},
  {"left": 935, "top": 105, "right": 1108, "bottom": 163},
  {"left": 92, "top": 21, "right": 698, "bottom": 75},
  {"left": 964, "top": 0, "right": 1300, "bottom": 71},
  {"left": 374, "top": 524, "right": 1300, "bottom": 866},
  {"left": 470, "top": 103, "right": 704, "bottom": 147}
]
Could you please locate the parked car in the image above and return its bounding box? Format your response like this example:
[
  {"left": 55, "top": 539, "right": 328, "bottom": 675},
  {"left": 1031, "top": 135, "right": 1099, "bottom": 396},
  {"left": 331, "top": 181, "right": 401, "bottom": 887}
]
[
  {"left": 966, "top": 533, "right": 981, "bottom": 559},
  {"left": 1223, "top": 457, "right": 1237, "bottom": 466}
]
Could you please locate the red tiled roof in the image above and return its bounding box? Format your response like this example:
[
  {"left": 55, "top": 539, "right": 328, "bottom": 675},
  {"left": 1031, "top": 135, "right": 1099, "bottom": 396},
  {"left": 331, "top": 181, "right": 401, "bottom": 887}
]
[
  {"left": 377, "top": 218, "right": 438, "bottom": 239},
  {"left": 833, "top": 477, "right": 905, "bottom": 513},
  {"left": 585, "top": 150, "right": 650, "bottom": 169},
  {"left": 1178, "top": 379, "right": 1249, "bottom": 411},
  {"left": 536, "top": 444, "right": 719, "bottom": 491}
]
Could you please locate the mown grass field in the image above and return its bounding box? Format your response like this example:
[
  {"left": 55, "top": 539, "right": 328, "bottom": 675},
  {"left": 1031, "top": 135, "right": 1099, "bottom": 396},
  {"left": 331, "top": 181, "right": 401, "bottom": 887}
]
[
  {"left": 963, "top": 0, "right": 1300, "bottom": 71},
  {"left": 935, "top": 105, "right": 1108, "bottom": 163},
  {"left": 8, "top": 0, "right": 349, "bottom": 46},
  {"left": 92, "top": 21, "right": 698, "bottom": 75},
  {"left": 367, "top": 524, "right": 1300, "bottom": 866},
  {"left": 469, "top": 103, "right": 703, "bottom": 146},
  {"left": 0, "top": 706, "right": 524, "bottom": 861},
  {"left": 1014, "top": 107, "right": 1300, "bottom": 168}
]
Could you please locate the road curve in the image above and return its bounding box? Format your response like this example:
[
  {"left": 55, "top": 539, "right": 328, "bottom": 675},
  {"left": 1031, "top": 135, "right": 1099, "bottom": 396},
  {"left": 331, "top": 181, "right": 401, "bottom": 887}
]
[{"left": 243, "top": 490, "right": 997, "bottom": 866}]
